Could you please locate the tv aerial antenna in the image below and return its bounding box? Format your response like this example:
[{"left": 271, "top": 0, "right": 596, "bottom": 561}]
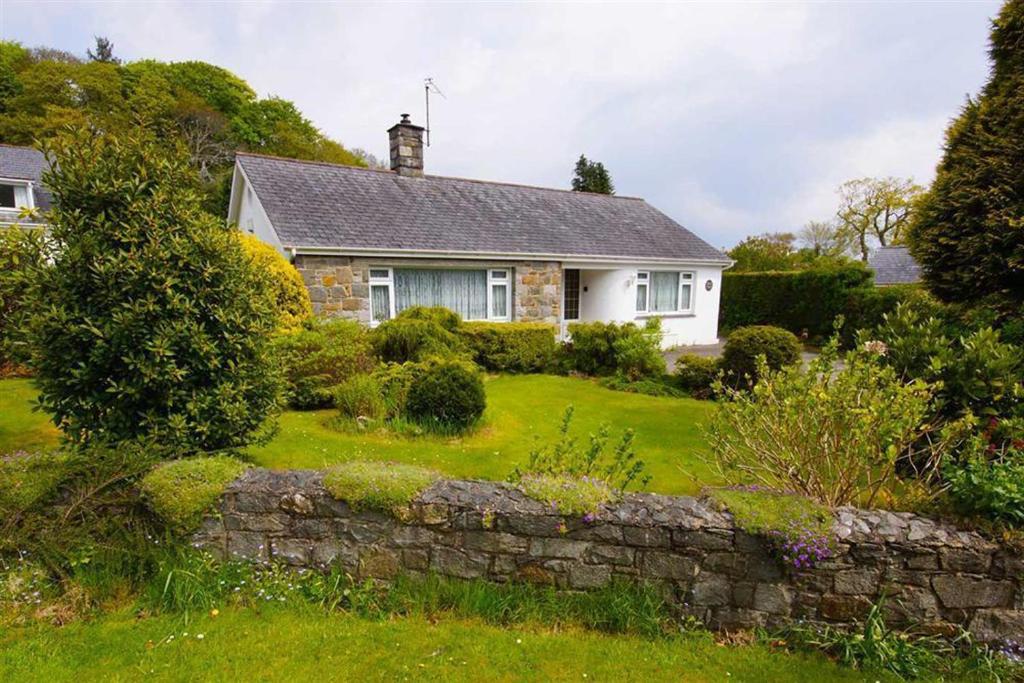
[{"left": 424, "top": 77, "right": 446, "bottom": 147}]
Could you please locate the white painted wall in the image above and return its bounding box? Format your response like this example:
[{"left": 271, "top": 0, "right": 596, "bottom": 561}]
[
  {"left": 228, "top": 165, "right": 284, "bottom": 253},
  {"left": 570, "top": 264, "right": 723, "bottom": 348}
]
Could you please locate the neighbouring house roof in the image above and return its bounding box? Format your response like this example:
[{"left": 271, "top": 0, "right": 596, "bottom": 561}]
[
  {"left": 235, "top": 153, "right": 730, "bottom": 264},
  {"left": 0, "top": 144, "right": 52, "bottom": 213},
  {"left": 868, "top": 246, "right": 922, "bottom": 286}
]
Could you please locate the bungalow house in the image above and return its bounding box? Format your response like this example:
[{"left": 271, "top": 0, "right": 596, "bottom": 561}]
[
  {"left": 0, "top": 144, "right": 50, "bottom": 228},
  {"left": 868, "top": 246, "right": 922, "bottom": 287},
  {"left": 227, "top": 116, "right": 731, "bottom": 348}
]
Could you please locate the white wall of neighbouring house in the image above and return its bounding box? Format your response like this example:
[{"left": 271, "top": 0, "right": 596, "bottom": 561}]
[{"left": 573, "top": 265, "right": 723, "bottom": 348}]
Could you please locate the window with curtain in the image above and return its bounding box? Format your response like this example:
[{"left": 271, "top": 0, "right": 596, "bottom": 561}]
[
  {"left": 636, "top": 270, "right": 696, "bottom": 314},
  {"left": 390, "top": 268, "right": 511, "bottom": 321}
]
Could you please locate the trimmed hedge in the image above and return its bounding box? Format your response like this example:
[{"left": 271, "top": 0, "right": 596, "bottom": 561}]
[
  {"left": 459, "top": 322, "right": 558, "bottom": 373},
  {"left": 719, "top": 266, "right": 871, "bottom": 342},
  {"left": 274, "top": 319, "right": 376, "bottom": 410}
]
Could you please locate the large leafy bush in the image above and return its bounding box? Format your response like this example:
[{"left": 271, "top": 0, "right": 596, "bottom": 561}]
[
  {"left": 274, "top": 319, "right": 376, "bottom": 410},
  {"left": 28, "top": 130, "right": 281, "bottom": 452},
  {"left": 564, "top": 318, "right": 664, "bottom": 379},
  {"left": 405, "top": 358, "right": 486, "bottom": 431},
  {"left": 0, "top": 226, "right": 49, "bottom": 374},
  {"left": 707, "top": 340, "right": 933, "bottom": 507},
  {"left": 944, "top": 422, "right": 1024, "bottom": 527},
  {"left": 719, "top": 325, "right": 801, "bottom": 387},
  {"left": 237, "top": 232, "right": 311, "bottom": 332},
  {"left": 459, "top": 321, "right": 557, "bottom": 373}
]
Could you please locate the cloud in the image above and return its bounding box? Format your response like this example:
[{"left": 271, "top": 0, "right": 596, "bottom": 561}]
[{"left": 0, "top": 0, "right": 1000, "bottom": 246}]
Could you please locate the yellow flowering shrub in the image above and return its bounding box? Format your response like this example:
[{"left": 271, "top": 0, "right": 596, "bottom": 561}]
[{"left": 237, "top": 233, "right": 312, "bottom": 332}]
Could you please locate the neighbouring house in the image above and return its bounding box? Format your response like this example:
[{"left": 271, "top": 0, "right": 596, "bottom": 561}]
[
  {"left": 0, "top": 144, "right": 50, "bottom": 228},
  {"left": 868, "top": 246, "right": 922, "bottom": 286},
  {"left": 227, "top": 115, "right": 731, "bottom": 347}
]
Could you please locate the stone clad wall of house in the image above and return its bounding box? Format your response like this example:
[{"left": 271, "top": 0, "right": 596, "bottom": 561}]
[
  {"left": 195, "top": 469, "right": 1024, "bottom": 643},
  {"left": 293, "top": 255, "right": 561, "bottom": 324}
]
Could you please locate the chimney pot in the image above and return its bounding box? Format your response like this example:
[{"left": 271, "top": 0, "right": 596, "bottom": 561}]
[{"left": 388, "top": 114, "right": 425, "bottom": 177}]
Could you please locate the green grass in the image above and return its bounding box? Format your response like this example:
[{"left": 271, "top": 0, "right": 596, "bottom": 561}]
[
  {"left": 140, "top": 456, "right": 251, "bottom": 532},
  {"left": 0, "top": 606, "right": 903, "bottom": 682},
  {"left": 707, "top": 487, "right": 834, "bottom": 538},
  {"left": 0, "top": 374, "right": 717, "bottom": 495}
]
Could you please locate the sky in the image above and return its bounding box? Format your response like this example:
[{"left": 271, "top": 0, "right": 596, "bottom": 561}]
[{"left": 0, "top": 1, "right": 1002, "bottom": 248}]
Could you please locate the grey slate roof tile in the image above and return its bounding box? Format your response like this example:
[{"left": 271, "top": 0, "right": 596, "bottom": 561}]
[
  {"left": 0, "top": 144, "right": 52, "bottom": 211},
  {"left": 868, "top": 246, "right": 921, "bottom": 285},
  {"left": 238, "top": 153, "right": 729, "bottom": 263}
]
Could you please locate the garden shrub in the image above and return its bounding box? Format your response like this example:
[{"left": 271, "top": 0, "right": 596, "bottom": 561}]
[
  {"left": 459, "top": 321, "right": 557, "bottom": 373},
  {"left": 322, "top": 461, "right": 441, "bottom": 516},
  {"left": 942, "top": 416, "right": 1024, "bottom": 528},
  {"left": 706, "top": 487, "right": 833, "bottom": 569},
  {"left": 509, "top": 406, "right": 649, "bottom": 515},
  {"left": 334, "top": 374, "right": 387, "bottom": 420},
  {"left": 719, "top": 265, "right": 871, "bottom": 341},
  {"left": 674, "top": 354, "right": 719, "bottom": 399},
  {"left": 28, "top": 130, "right": 282, "bottom": 452},
  {"left": 707, "top": 338, "right": 934, "bottom": 507},
  {"left": 237, "top": 232, "right": 311, "bottom": 332},
  {"left": 405, "top": 358, "right": 486, "bottom": 431},
  {"left": 0, "top": 450, "right": 69, "bottom": 521},
  {"left": 140, "top": 456, "right": 250, "bottom": 533},
  {"left": 370, "top": 361, "right": 425, "bottom": 418},
  {"left": 565, "top": 318, "right": 664, "bottom": 379},
  {"left": 839, "top": 284, "right": 940, "bottom": 348},
  {"left": 597, "top": 375, "right": 685, "bottom": 398},
  {"left": 0, "top": 226, "right": 49, "bottom": 375},
  {"left": 371, "top": 306, "right": 467, "bottom": 363},
  {"left": 274, "top": 319, "right": 376, "bottom": 410},
  {"left": 719, "top": 325, "right": 801, "bottom": 387}
]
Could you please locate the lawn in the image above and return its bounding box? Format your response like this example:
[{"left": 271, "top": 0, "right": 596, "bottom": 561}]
[
  {"left": 0, "top": 374, "right": 718, "bottom": 495},
  {"left": 0, "top": 607, "right": 898, "bottom": 682}
]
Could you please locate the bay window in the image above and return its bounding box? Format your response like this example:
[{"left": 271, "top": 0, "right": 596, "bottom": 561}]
[
  {"left": 369, "top": 267, "right": 511, "bottom": 323},
  {"left": 636, "top": 270, "right": 695, "bottom": 314}
]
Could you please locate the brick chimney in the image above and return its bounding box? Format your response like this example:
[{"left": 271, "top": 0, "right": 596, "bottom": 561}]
[{"left": 388, "top": 114, "right": 425, "bottom": 177}]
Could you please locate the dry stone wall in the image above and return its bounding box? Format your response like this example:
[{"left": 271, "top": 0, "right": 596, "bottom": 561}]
[{"left": 195, "top": 469, "right": 1024, "bottom": 643}]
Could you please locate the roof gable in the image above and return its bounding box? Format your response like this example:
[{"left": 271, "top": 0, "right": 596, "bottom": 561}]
[
  {"left": 868, "top": 246, "right": 922, "bottom": 285},
  {"left": 236, "top": 153, "right": 728, "bottom": 263},
  {"left": 0, "top": 144, "right": 52, "bottom": 212}
]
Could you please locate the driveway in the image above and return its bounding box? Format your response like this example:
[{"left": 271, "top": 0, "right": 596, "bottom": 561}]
[{"left": 663, "top": 342, "right": 821, "bottom": 369}]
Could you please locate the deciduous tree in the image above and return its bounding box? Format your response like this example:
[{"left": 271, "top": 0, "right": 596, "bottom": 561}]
[{"left": 836, "top": 177, "right": 923, "bottom": 262}]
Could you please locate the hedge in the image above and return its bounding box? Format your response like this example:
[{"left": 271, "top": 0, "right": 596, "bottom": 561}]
[
  {"left": 459, "top": 322, "right": 558, "bottom": 373},
  {"left": 719, "top": 265, "right": 872, "bottom": 342}
]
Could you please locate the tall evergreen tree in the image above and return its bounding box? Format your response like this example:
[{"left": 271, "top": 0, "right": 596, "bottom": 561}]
[
  {"left": 87, "top": 36, "right": 120, "bottom": 64},
  {"left": 908, "top": 0, "right": 1024, "bottom": 310},
  {"left": 571, "top": 154, "right": 615, "bottom": 194}
]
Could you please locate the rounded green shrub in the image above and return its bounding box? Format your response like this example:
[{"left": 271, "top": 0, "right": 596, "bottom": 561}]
[
  {"left": 237, "top": 233, "right": 311, "bottom": 333},
  {"left": 371, "top": 307, "right": 467, "bottom": 363},
  {"left": 140, "top": 455, "right": 250, "bottom": 532},
  {"left": 459, "top": 322, "right": 557, "bottom": 373},
  {"left": 674, "top": 354, "right": 720, "bottom": 399},
  {"left": 720, "top": 325, "right": 801, "bottom": 386},
  {"left": 405, "top": 359, "right": 486, "bottom": 431}
]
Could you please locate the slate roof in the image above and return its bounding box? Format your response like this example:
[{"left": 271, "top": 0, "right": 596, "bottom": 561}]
[
  {"left": 0, "top": 144, "right": 52, "bottom": 212},
  {"left": 237, "top": 153, "right": 729, "bottom": 263},
  {"left": 868, "top": 246, "right": 922, "bottom": 286}
]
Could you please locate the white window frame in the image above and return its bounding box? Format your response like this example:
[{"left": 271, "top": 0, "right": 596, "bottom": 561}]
[
  {"left": 486, "top": 269, "right": 511, "bottom": 321},
  {"left": 368, "top": 267, "right": 395, "bottom": 325},
  {"left": 0, "top": 179, "right": 33, "bottom": 212},
  {"left": 369, "top": 266, "right": 513, "bottom": 323},
  {"left": 636, "top": 269, "right": 696, "bottom": 315}
]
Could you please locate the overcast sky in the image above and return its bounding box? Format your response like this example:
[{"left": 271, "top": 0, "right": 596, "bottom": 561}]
[{"left": 1, "top": 1, "right": 1001, "bottom": 248}]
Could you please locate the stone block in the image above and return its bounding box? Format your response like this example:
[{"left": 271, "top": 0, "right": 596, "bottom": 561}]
[
  {"left": 270, "top": 538, "right": 311, "bottom": 566},
  {"left": 673, "top": 530, "right": 733, "bottom": 551},
  {"left": 311, "top": 541, "right": 358, "bottom": 569},
  {"left": 569, "top": 565, "right": 612, "bottom": 589},
  {"left": 641, "top": 551, "right": 699, "bottom": 581},
  {"left": 279, "top": 492, "right": 315, "bottom": 516},
  {"left": 622, "top": 526, "right": 671, "bottom": 547},
  {"left": 505, "top": 514, "right": 564, "bottom": 537},
  {"left": 359, "top": 548, "right": 401, "bottom": 579},
  {"left": 431, "top": 547, "right": 490, "bottom": 579},
  {"left": 402, "top": 549, "right": 430, "bottom": 571},
  {"left": 820, "top": 594, "right": 872, "bottom": 621},
  {"left": 703, "top": 552, "right": 746, "bottom": 577},
  {"left": 226, "top": 531, "right": 267, "bottom": 561},
  {"left": 833, "top": 568, "right": 880, "bottom": 595},
  {"left": 939, "top": 547, "right": 991, "bottom": 574},
  {"left": 464, "top": 531, "right": 528, "bottom": 554},
  {"left": 690, "top": 574, "right": 732, "bottom": 607},
  {"left": 969, "top": 609, "right": 1024, "bottom": 643},
  {"left": 513, "top": 563, "right": 557, "bottom": 585},
  {"left": 529, "top": 538, "right": 589, "bottom": 560},
  {"left": 586, "top": 544, "right": 635, "bottom": 566},
  {"left": 752, "top": 584, "right": 793, "bottom": 615},
  {"left": 932, "top": 576, "right": 1014, "bottom": 609},
  {"left": 708, "top": 607, "right": 767, "bottom": 631}
]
